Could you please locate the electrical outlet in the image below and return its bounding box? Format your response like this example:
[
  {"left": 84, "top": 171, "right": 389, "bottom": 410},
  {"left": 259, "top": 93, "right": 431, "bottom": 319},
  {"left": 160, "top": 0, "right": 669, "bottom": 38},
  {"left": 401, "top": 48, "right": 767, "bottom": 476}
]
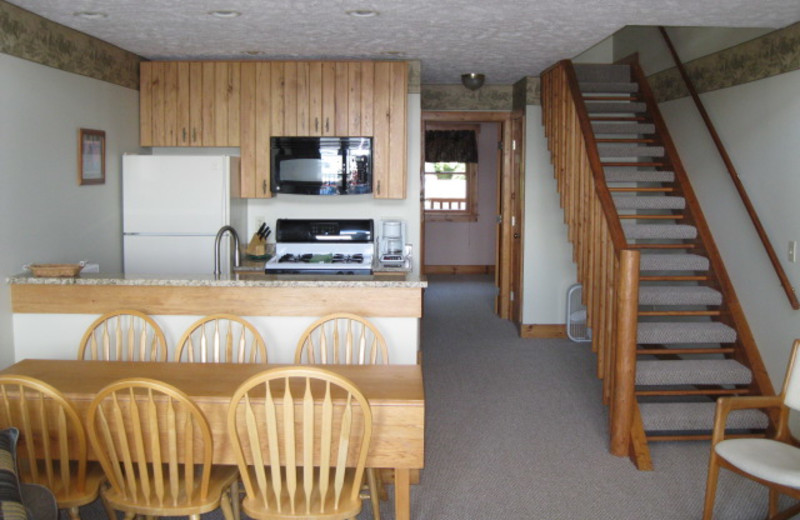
[{"left": 790, "top": 241, "right": 797, "bottom": 263}]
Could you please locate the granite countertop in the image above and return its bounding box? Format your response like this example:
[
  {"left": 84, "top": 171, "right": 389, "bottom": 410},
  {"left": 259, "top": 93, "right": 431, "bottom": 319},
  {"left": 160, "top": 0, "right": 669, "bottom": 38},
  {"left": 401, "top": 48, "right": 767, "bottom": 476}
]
[{"left": 6, "top": 271, "right": 427, "bottom": 289}]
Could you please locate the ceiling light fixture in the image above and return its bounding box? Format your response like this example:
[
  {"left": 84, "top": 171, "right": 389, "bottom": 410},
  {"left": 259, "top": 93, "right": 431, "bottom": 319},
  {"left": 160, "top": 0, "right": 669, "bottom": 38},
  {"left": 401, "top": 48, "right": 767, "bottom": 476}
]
[
  {"left": 346, "top": 9, "right": 378, "bottom": 17},
  {"left": 73, "top": 11, "right": 108, "bottom": 19},
  {"left": 461, "top": 73, "right": 486, "bottom": 91},
  {"left": 208, "top": 10, "right": 241, "bottom": 18}
]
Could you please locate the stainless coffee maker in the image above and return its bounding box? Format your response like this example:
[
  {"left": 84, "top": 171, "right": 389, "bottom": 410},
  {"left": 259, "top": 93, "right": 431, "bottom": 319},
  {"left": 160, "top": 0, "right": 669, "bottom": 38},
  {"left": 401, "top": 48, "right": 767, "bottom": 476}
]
[{"left": 378, "top": 219, "right": 406, "bottom": 266}]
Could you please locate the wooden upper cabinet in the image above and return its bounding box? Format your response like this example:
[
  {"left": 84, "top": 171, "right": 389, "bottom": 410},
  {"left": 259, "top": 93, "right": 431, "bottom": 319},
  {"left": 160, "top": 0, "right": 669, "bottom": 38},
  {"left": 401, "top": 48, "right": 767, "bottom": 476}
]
[
  {"left": 140, "top": 61, "right": 240, "bottom": 147},
  {"left": 372, "top": 61, "right": 408, "bottom": 199},
  {"left": 142, "top": 60, "right": 407, "bottom": 199}
]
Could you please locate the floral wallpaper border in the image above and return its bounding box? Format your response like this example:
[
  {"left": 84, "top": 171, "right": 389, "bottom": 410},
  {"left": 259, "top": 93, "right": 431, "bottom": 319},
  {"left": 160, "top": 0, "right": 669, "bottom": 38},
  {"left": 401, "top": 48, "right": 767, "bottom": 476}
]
[
  {"left": 421, "top": 84, "right": 515, "bottom": 111},
  {"left": 0, "top": 0, "right": 141, "bottom": 90},
  {"left": 650, "top": 22, "right": 800, "bottom": 103}
]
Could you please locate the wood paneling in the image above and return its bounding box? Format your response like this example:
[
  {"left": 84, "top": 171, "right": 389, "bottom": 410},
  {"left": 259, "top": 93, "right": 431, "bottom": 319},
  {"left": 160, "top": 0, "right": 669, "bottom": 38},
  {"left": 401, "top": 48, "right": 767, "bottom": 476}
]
[{"left": 11, "top": 284, "right": 423, "bottom": 317}]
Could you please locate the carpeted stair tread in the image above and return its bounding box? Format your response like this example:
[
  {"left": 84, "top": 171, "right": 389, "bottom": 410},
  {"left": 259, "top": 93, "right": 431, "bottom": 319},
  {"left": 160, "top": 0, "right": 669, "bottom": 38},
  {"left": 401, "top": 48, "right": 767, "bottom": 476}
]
[
  {"left": 639, "top": 286, "right": 723, "bottom": 306},
  {"left": 613, "top": 195, "right": 685, "bottom": 210},
  {"left": 623, "top": 223, "right": 697, "bottom": 240},
  {"left": 592, "top": 122, "right": 656, "bottom": 135},
  {"left": 636, "top": 359, "right": 752, "bottom": 386},
  {"left": 640, "top": 402, "right": 768, "bottom": 432},
  {"left": 637, "top": 321, "right": 737, "bottom": 344},
  {"left": 580, "top": 81, "right": 639, "bottom": 93},
  {"left": 574, "top": 64, "right": 631, "bottom": 83},
  {"left": 605, "top": 168, "right": 674, "bottom": 183},
  {"left": 597, "top": 144, "right": 665, "bottom": 157},
  {"left": 640, "top": 253, "right": 709, "bottom": 271},
  {"left": 586, "top": 101, "right": 647, "bottom": 113}
]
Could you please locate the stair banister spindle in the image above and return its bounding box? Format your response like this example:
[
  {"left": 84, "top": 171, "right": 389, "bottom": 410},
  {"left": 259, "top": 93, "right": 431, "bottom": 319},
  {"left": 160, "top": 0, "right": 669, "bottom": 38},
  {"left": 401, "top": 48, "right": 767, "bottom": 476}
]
[{"left": 658, "top": 26, "right": 799, "bottom": 311}]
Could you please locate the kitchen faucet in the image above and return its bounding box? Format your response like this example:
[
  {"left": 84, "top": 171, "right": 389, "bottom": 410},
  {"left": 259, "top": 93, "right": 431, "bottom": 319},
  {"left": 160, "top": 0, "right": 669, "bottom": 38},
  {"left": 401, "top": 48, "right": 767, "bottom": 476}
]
[{"left": 214, "top": 225, "right": 241, "bottom": 276}]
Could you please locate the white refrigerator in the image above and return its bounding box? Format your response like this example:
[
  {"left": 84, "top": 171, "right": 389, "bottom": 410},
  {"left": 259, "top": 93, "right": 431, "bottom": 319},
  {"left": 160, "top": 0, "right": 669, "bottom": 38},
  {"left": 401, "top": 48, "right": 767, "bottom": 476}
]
[{"left": 122, "top": 155, "right": 246, "bottom": 275}]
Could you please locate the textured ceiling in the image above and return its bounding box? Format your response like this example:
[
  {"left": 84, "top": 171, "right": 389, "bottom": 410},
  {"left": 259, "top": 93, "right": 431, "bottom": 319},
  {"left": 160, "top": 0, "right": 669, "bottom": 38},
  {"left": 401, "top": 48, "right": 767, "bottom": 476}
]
[{"left": 10, "top": 0, "right": 800, "bottom": 84}]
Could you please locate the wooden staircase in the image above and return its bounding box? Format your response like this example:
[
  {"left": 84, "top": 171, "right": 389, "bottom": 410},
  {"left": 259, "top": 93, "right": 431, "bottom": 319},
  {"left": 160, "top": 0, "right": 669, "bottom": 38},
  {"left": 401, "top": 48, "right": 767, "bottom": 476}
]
[{"left": 540, "top": 60, "right": 776, "bottom": 470}]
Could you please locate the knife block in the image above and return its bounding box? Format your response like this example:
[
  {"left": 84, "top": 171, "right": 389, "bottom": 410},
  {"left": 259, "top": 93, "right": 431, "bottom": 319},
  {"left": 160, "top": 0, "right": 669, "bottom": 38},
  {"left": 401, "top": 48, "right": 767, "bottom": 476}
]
[{"left": 245, "top": 232, "right": 267, "bottom": 258}]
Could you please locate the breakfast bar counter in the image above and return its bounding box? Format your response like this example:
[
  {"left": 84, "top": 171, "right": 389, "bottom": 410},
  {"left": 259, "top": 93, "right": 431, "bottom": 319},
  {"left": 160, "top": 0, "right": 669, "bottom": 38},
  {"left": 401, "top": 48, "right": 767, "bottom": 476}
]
[{"left": 8, "top": 271, "right": 426, "bottom": 364}]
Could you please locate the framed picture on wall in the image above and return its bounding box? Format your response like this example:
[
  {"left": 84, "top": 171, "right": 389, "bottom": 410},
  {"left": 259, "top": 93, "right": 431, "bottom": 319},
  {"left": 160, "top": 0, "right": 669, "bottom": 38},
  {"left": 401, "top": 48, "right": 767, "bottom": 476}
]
[{"left": 78, "top": 128, "right": 105, "bottom": 185}]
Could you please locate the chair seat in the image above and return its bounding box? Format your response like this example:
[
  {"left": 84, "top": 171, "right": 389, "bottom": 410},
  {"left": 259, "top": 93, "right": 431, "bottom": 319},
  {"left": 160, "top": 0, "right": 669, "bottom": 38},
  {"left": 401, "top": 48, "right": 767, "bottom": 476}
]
[
  {"left": 716, "top": 438, "right": 800, "bottom": 489},
  {"left": 25, "top": 462, "right": 107, "bottom": 509},
  {"left": 102, "top": 465, "right": 239, "bottom": 516},
  {"left": 241, "top": 467, "right": 363, "bottom": 520}
]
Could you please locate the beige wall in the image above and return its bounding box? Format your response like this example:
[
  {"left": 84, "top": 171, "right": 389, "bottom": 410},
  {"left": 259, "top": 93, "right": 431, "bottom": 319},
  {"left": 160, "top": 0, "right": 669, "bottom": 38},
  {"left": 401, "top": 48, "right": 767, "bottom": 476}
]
[
  {"left": 0, "top": 53, "right": 141, "bottom": 368},
  {"left": 659, "top": 69, "right": 800, "bottom": 390}
]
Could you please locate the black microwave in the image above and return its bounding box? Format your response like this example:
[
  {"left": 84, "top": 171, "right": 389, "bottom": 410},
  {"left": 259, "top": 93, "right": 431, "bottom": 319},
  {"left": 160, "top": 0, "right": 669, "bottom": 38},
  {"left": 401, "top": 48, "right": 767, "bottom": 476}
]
[{"left": 270, "top": 137, "right": 372, "bottom": 195}]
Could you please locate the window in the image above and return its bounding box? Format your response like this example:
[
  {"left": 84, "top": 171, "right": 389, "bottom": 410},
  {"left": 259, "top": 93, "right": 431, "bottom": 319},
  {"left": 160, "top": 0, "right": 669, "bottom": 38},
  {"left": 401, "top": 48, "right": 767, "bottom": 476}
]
[{"left": 424, "top": 161, "right": 478, "bottom": 221}]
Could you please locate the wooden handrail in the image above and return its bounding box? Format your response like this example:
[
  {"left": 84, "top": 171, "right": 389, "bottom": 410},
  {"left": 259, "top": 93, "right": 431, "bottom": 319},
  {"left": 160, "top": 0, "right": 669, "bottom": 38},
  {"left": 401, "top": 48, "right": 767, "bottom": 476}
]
[
  {"left": 658, "top": 26, "right": 799, "bottom": 310},
  {"left": 541, "top": 61, "right": 641, "bottom": 460}
]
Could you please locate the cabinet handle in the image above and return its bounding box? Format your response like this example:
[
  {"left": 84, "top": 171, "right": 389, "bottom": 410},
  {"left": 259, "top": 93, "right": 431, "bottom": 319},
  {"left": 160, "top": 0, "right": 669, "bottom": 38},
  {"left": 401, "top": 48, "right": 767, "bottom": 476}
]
[
  {"left": 325, "top": 118, "right": 329, "bottom": 133},
  {"left": 192, "top": 128, "right": 197, "bottom": 143},
  {"left": 262, "top": 179, "right": 267, "bottom": 194},
  {"left": 182, "top": 129, "right": 187, "bottom": 142},
  {"left": 315, "top": 118, "right": 319, "bottom": 132},
  {"left": 376, "top": 180, "right": 381, "bottom": 195}
]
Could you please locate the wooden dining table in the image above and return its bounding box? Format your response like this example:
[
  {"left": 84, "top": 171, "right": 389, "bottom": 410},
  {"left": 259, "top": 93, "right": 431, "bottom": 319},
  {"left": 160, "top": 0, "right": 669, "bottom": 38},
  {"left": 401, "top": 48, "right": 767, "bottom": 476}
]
[{"left": 0, "top": 359, "right": 425, "bottom": 520}]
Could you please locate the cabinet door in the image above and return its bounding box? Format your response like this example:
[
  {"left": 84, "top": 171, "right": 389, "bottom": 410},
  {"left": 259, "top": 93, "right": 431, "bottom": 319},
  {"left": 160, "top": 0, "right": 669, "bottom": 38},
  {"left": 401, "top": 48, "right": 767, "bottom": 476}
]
[
  {"left": 240, "top": 62, "right": 273, "bottom": 198},
  {"left": 188, "top": 62, "right": 203, "bottom": 145},
  {"left": 321, "top": 62, "right": 336, "bottom": 136},
  {"left": 372, "top": 61, "right": 408, "bottom": 199},
  {"left": 308, "top": 62, "right": 323, "bottom": 136},
  {"left": 213, "top": 62, "right": 240, "bottom": 146},
  {"left": 140, "top": 61, "right": 197, "bottom": 146}
]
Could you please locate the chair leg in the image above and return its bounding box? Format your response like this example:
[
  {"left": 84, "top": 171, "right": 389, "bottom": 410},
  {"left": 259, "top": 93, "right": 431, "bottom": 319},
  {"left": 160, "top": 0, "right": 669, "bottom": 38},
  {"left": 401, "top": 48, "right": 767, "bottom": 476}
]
[
  {"left": 367, "top": 468, "right": 381, "bottom": 520},
  {"left": 68, "top": 506, "right": 81, "bottom": 520},
  {"left": 231, "top": 481, "right": 241, "bottom": 520},
  {"left": 218, "top": 489, "right": 235, "bottom": 520},
  {"left": 702, "top": 454, "right": 722, "bottom": 520},
  {"left": 768, "top": 488, "right": 780, "bottom": 518}
]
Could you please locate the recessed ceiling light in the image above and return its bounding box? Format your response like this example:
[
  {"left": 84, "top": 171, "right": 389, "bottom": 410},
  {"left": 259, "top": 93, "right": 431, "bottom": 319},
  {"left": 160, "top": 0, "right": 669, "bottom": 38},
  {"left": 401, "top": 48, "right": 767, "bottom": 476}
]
[
  {"left": 242, "top": 50, "right": 265, "bottom": 56},
  {"left": 73, "top": 11, "right": 108, "bottom": 19},
  {"left": 346, "top": 9, "right": 379, "bottom": 17},
  {"left": 208, "top": 10, "right": 241, "bottom": 18},
  {"left": 380, "top": 51, "right": 406, "bottom": 56}
]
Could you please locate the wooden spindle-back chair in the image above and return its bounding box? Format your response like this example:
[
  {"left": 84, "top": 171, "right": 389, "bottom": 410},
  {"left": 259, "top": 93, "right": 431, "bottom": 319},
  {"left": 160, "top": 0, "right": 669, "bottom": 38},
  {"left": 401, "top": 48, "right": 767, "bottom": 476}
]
[
  {"left": 0, "top": 375, "right": 108, "bottom": 520},
  {"left": 227, "top": 367, "right": 378, "bottom": 520},
  {"left": 78, "top": 310, "right": 167, "bottom": 362},
  {"left": 86, "top": 378, "right": 239, "bottom": 519},
  {"left": 295, "top": 313, "right": 388, "bottom": 365},
  {"left": 175, "top": 314, "right": 267, "bottom": 363}
]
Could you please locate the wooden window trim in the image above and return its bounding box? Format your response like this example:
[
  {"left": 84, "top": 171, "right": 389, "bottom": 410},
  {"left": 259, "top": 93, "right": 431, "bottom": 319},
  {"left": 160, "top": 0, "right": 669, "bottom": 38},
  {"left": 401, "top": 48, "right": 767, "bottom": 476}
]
[{"left": 424, "top": 162, "right": 478, "bottom": 222}]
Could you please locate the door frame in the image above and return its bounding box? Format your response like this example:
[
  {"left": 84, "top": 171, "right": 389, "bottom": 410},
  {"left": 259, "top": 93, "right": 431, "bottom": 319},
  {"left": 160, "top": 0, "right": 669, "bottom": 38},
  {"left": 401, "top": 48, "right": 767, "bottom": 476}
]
[{"left": 420, "top": 111, "right": 519, "bottom": 321}]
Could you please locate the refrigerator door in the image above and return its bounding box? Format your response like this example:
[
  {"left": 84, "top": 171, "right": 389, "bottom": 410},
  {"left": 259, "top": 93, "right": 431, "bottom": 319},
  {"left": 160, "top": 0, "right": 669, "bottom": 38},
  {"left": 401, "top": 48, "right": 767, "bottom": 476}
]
[
  {"left": 123, "top": 155, "right": 230, "bottom": 234},
  {"left": 124, "top": 235, "right": 227, "bottom": 275}
]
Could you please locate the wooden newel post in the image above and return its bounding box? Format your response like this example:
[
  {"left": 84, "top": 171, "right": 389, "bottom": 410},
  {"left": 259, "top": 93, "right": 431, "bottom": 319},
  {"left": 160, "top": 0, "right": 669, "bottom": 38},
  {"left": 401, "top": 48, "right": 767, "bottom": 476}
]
[{"left": 610, "top": 249, "right": 640, "bottom": 456}]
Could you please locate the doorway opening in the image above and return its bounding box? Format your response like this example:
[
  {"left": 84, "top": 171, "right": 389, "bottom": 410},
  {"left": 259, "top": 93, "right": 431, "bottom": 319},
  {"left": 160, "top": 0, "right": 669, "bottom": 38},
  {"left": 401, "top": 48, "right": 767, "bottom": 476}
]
[{"left": 420, "top": 111, "right": 523, "bottom": 323}]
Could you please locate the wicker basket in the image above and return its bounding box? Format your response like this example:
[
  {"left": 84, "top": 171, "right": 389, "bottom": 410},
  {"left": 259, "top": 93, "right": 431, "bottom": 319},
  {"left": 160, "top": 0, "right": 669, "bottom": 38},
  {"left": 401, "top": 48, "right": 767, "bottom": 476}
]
[{"left": 27, "top": 263, "right": 84, "bottom": 278}]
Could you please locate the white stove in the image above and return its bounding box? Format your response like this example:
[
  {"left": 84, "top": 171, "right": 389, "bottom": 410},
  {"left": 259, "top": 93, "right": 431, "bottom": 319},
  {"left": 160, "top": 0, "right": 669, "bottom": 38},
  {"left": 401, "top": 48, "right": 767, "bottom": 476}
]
[{"left": 264, "top": 219, "right": 374, "bottom": 275}]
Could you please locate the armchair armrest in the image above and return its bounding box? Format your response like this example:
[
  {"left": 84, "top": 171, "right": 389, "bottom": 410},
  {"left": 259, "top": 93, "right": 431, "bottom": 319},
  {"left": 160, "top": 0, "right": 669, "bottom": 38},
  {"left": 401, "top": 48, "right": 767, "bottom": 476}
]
[{"left": 711, "top": 395, "right": 783, "bottom": 445}]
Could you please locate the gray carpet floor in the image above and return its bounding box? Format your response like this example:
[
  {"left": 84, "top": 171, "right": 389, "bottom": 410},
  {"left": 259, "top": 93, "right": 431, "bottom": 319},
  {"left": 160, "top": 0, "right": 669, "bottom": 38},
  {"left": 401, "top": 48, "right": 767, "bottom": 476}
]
[{"left": 72, "top": 274, "right": 793, "bottom": 519}]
